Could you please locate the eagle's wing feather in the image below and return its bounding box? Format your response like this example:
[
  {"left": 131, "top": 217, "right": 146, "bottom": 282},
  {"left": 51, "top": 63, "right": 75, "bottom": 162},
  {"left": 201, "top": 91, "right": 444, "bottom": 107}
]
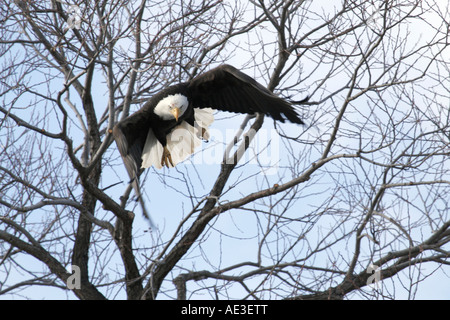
[
  {"left": 113, "top": 111, "right": 156, "bottom": 228},
  {"left": 187, "top": 64, "right": 304, "bottom": 124}
]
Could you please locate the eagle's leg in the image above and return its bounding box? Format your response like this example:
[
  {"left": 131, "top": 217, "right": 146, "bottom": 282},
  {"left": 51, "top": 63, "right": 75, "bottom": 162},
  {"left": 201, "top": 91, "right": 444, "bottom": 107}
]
[{"left": 161, "top": 146, "right": 174, "bottom": 167}]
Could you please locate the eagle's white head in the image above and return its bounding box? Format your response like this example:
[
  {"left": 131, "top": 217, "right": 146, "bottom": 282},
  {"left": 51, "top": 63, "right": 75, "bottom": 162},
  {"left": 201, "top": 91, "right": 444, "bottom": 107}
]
[{"left": 154, "top": 94, "right": 189, "bottom": 121}]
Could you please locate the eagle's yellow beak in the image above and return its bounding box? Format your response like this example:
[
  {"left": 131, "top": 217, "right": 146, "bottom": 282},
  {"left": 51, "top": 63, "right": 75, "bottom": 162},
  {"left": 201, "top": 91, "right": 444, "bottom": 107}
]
[{"left": 170, "top": 107, "right": 180, "bottom": 122}]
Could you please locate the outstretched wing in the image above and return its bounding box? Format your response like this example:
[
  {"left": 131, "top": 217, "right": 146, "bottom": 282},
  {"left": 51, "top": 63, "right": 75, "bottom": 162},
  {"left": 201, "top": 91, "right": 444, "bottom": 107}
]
[
  {"left": 113, "top": 111, "right": 156, "bottom": 228},
  {"left": 187, "top": 64, "right": 304, "bottom": 124}
]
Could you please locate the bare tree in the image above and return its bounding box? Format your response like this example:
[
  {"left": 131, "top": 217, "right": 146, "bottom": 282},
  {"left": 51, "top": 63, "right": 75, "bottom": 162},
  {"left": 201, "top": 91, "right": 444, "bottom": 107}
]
[{"left": 0, "top": 0, "right": 449, "bottom": 300}]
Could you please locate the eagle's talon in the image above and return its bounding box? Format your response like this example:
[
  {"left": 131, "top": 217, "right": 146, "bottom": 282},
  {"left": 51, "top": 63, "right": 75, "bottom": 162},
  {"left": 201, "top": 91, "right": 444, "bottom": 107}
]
[
  {"left": 161, "top": 146, "right": 174, "bottom": 167},
  {"left": 201, "top": 127, "right": 209, "bottom": 142}
]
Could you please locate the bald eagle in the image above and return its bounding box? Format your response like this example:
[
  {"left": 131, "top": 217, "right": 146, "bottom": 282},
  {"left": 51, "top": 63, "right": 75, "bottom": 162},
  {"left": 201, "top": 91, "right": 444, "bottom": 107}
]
[{"left": 113, "top": 64, "right": 304, "bottom": 226}]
